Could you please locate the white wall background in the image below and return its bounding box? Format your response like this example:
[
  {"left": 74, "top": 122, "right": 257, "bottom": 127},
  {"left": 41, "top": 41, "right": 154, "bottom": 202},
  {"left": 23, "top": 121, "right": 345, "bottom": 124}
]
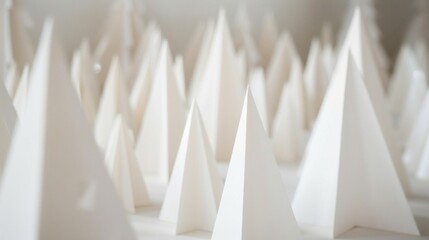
[{"left": 20, "top": 0, "right": 416, "bottom": 62}]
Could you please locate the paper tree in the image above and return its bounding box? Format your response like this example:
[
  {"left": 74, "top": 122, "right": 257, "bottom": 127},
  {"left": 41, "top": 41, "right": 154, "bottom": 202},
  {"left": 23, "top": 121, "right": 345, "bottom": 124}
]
[
  {"left": 71, "top": 42, "right": 99, "bottom": 128},
  {"left": 398, "top": 71, "right": 427, "bottom": 139},
  {"left": 304, "top": 39, "right": 329, "bottom": 125},
  {"left": 0, "top": 19, "right": 136, "bottom": 240},
  {"left": 129, "top": 32, "right": 161, "bottom": 133},
  {"left": 266, "top": 32, "right": 299, "bottom": 125},
  {"left": 160, "top": 102, "right": 223, "bottom": 234},
  {"left": 336, "top": 8, "right": 409, "bottom": 192},
  {"left": 258, "top": 12, "right": 278, "bottom": 69},
  {"left": 272, "top": 80, "right": 305, "bottom": 163},
  {"left": 404, "top": 91, "right": 429, "bottom": 174},
  {"left": 94, "top": 57, "right": 134, "bottom": 151},
  {"left": 196, "top": 10, "right": 245, "bottom": 162},
  {"left": 293, "top": 53, "right": 420, "bottom": 238},
  {"left": 105, "top": 116, "right": 150, "bottom": 213},
  {"left": 388, "top": 45, "right": 421, "bottom": 118},
  {"left": 187, "top": 21, "right": 214, "bottom": 102},
  {"left": 0, "top": 74, "right": 17, "bottom": 178},
  {"left": 248, "top": 68, "right": 269, "bottom": 132},
  {"left": 12, "top": 64, "right": 28, "bottom": 118},
  {"left": 135, "top": 41, "right": 186, "bottom": 183},
  {"left": 212, "top": 90, "right": 299, "bottom": 240}
]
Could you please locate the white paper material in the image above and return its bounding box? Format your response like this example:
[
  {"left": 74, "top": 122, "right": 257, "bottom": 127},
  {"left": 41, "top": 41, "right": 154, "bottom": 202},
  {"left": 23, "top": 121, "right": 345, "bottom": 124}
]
[
  {"left": 248, "top": 67, "right": 269, "bottom": 132},
  {"left": 0, "top": 74, "right": 16, "bottom": 177},
  {"left": 293, "top": 53, "right": 419, "bottom": 238},
  {"left": 304, "top": 39, "right": 329, "bottom": 125},
  {"left": 403, "top": 91, "right": 429, "bottom": 174},
  {"left": 398, "top": 71, "right": 427, "bottom": 140},
  {"left": 174, "top": 55, "right": 187, "bottom": 102},
  {"left": 160, "top": 102, "right": 223, "bottom": 234},
  {"left": 105, "top": 116, "right": 150, "bottom": 213},
  {"left": 94, "top": 57, "right": 134, "bottom": 151},
  {"left": 258, "top": 12, "right": 278, "bottom": 69},
  {"left": 129, "top": 29, "right": 161, "bottom": 133},
  {"left": 71, "top": 42, "right": 99, "bottom": 128},
  {"left": 388, "top": 45, "right": 421, "bottom": 118},
  {"left": 196, "top": 10, "right": 245, "bottom": 162},
  {"left": 0, "top": 19, "right": 136, "bottom": 240},
  {"left": 183, "top": 22, "right": 206, "bottom": 84},
  {"left": 417, "top": 134, "right": 429, "bottom": 180},
  {"left": 337, "top": 8, "right": 409, "bottom": 193},
  {"left": 135, "top": 41, "right": 186, "bottom": 183},
  {"left": 272, "top": 82, "right": 305, "bottom": 163},
  {"left": 236, "top": 48, "right": 247, "bottom": 87},
  {"left": 12, "top": 64, "right": 28, "bottom": 118},
  {"left": 266, "top": 32, "right": 299, "bottom": 125},
  {"left": 129, "top": 22, "right": 161, "bottom": 89},
  {"left": 322, "top": 42, "right": 336, "bottom": 76},
  {"left": 187, "top": 21, "right": 214, "bottom": 102},
  {"left": 0, "top": 0, "right": 13, "bottom": 79},
  {"left": 212, "top": 90, "right": 299, "bottom": 240}
]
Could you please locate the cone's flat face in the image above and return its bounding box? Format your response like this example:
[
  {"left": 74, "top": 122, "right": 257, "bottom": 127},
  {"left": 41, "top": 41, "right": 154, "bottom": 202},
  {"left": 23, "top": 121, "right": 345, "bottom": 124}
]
[
  {"left": 212, "top": 91, "right": 299, "bottom": 240},
  {"left": 160, "top": 103, "right": 223, "bottom": 234},
  {"left": 0, "top": 20, "right": 136, "bottom": 240},
  {"left": 293, "top": 54, "right": 419, "bottom": 238}
]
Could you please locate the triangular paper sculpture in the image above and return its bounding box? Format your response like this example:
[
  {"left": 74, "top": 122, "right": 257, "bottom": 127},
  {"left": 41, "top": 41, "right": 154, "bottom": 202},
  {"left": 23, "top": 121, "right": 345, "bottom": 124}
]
[
  {"left": 160, "top": 102, "right": 223, "bottom": 234},
  {"left": 71, "top": 42, "right": 99, "bottom": 128},
  {"left": 248, "top": 68, "right": 269, "bottom": 132},
  {"left": 93, "top": 0, "right": 140, "bottom": 85},
  {"left": 266, "top": 32, "right": 299, "bottom": 125},
  {"left": 212, "top": 90, "right": 299, "bottom": 240},
  {"left": 129, "top": 21, "right": 161, "bottom": 89},
  {"left": 0, "top": 75, "right": 17, "bottom": 177},
  {"left": 183, "top": 22, "right": 206, "bottom": 84},
  {"left": 337, "top": 8, "right": 409, "bottom": 192},
  {"left": 187, "top": 21, "right": 214, "bottom": 101},
  {"left": 322, "top": 42, "right": 336, "bottom": 76},
  {"left": 304, "top": 39, "right": 329, "bottom": 125},
  {"left": 404, "top": 91, "right": 429, "bottom": 174},
  {"left": 94, "top": 57, "right": 134, "bottom": 151},
  {"left": 398, "top": 71, "right": 427, "bottom": 139},
  {"left": 135, "top": 41, "right": 186, "bottom": 183},
  {"left": 272, "top": 81, "right": 305, "bottom": 163},
  {"left": 4, "top": 62, "right": 19, "bottom": 98},
  {"left": 293, "top": 53, "right": 419, "bottom": 238},
  {"left": 129, "top": 30, "right": 161, "bottom": 133},
  {"left": 0, "top": 19, "right": 136, "bottom": 240},
  {"left": 105, "top": 115, "right": 150, "bottom": 213},
  {"left": 388, "top": 45, "right": 421, "bottom": 118},
  {"left": 232, "top": 5, "right": 260, "bottom": 67},
  {"left": 196, "top": 10, "right": 245, "bottom": 162},
  {"left": 174, "top": 55, "right": 187, "bottom": 102},
  {"left": 13, "top": 64, "right": 29, "bottom": 118},
  {"left": 258, "top": 12, "right": 278, "bottom": 69}
]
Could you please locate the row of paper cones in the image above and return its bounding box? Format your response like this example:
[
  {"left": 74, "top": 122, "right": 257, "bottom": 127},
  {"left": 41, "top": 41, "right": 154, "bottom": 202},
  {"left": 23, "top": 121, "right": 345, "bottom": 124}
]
[{"left": 0, "top": 0, "right": 428, "bottom": 239}]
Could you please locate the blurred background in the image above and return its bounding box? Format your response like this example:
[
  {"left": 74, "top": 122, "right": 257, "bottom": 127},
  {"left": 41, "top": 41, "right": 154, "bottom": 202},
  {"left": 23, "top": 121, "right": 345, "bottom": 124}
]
[{"left": 20, "top": 0, "right": 418, "bottom": 62}]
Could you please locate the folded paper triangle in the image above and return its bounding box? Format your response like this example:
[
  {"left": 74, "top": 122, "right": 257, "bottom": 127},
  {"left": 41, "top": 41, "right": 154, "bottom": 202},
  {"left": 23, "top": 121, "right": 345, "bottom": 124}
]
[
  {"left": 293, "top": 53, "right": 419, "bottom": 238},
  {"left": 95, "top": 57, "right": 133, "bottom": 151},
  {"left": 135, "top": 41, "right": 186, "bottom": 183},
  {"left": 212, "top": 90, "right": 299, "bottom": 240},
  {"left": 105, "top": 116, "right": 150, "bottom": 213},
  {"left": 337, "top": 8, "right": 409, "bottom": 193},
  {"left": 0, "top": 75, "right": 16, "bottom": 177},
  {"left": 248, "top": 68, "right": 269, "bottom": 132},
  {"left": 196, "top": 10, "right": 245, "bottom": 162},
  {"left": 0, "top": 19, "right": 136, "bottom": 240},
  {"left": 160, "top": 102, "right": 223, "bottom": 234}
]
